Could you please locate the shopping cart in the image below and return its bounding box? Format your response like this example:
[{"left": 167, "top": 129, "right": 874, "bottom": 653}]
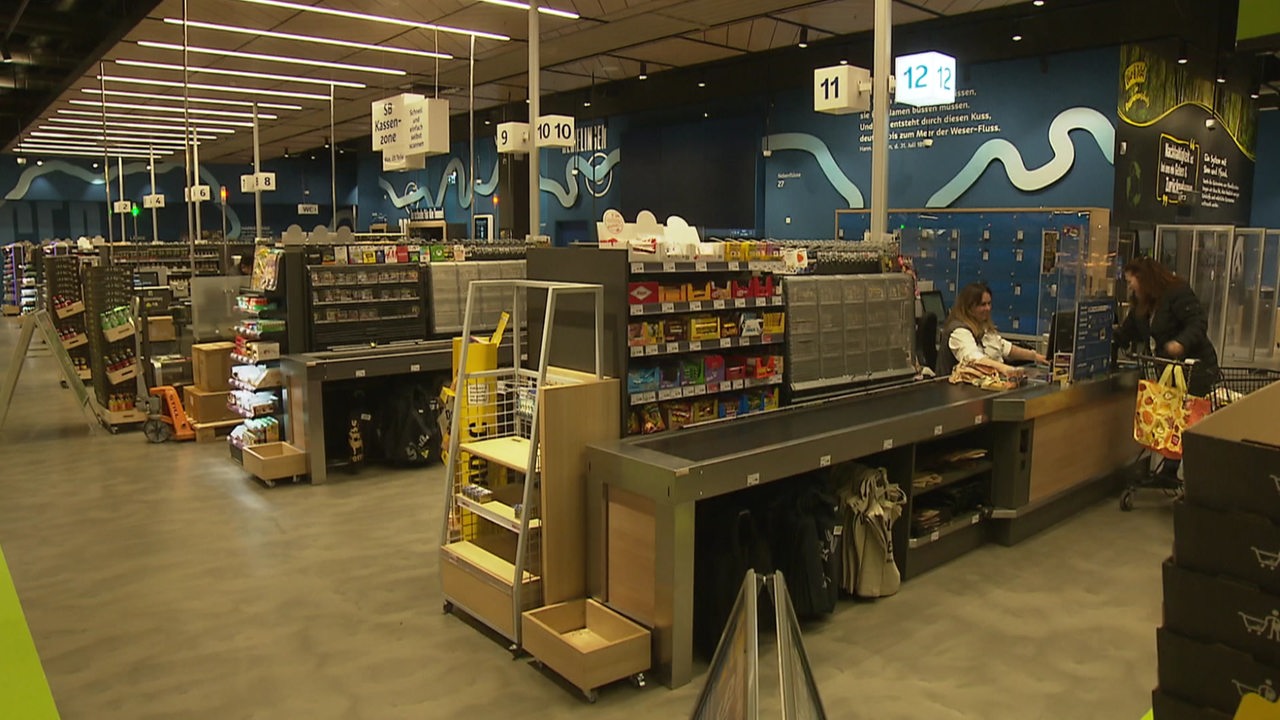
[
  {"left": 1118, "top": 356, "right": 1212, "bottom": 512},
  {"left": 1211, "top": 366, "right": 1280, "bottom": 411}
]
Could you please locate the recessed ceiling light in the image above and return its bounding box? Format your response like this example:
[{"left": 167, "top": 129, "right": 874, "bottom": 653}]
[
  {"left": 583, "top": 101, "right": 591, "bottom": 107},
  {"left": 115, "top": 59, "right": 367, "bottom": 89},
  {"left": 59, "top": 109, "right": 254, "bottom": 128},
  {"left": 698, "top": 81, "right": 706, "bottom": 88},
  {"left": 1012, "top": 33, "right": 1023, "bottom": 41},
  {"left": 69, "top": 99, "right": 278, "bottom": 120},
  {"left": 234, "top": 0, "right": 510, "bottom": 40},
  {"left": 136, "top": 41, "right": 405, "bottom": 76},
  {"left": 97, "top": 74, "right": 331, "bottom": 101},
  {"left": 35, "top": 159, "right": 43, "bottom": 165},
  {"left": 839, "top": 59, "right": 849, "bottom": 65},
  {"left": 1033, "top": 0, "right": 1045, "bottom": 6},
  {"left": 1252, "top": 92, "right": 1261, "bottom": 99}
]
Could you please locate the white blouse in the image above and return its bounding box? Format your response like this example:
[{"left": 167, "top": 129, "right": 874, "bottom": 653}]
[{"left": 948, "top": 327, "right": 1013, "bottom": 365}]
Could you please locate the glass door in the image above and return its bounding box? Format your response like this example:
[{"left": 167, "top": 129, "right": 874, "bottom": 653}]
[{"left": 1225, "top": 229, "right": 1265, "bottom": 364}]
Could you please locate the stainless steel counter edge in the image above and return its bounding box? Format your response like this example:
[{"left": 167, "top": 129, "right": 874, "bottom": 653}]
[
  {"left": 587, "top": 382, "right": 1002, "bottom": 505},
  {"left": 990, "top": 371, "right": 1138, "bottom": 422}
]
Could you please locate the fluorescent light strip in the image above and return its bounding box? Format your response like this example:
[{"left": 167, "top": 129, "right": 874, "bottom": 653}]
[
  {"left": 59, "top": 109, "right": 254, "bottom": 128},
  {"left": 22, "top": 141, "right": 180, "bottom": 154},
  {"left": 137, "top": 41, "right": 405, "bottom": 77},
  {"left": 231, "top": 0, "right": 508, "bottom": 41},
  {"left": 98, "top": 74, "right": 330, "bottom": 101},
  {"left": 30, "top": 132, "right": 192, "bottom": 146},
  {"left": 69, "top": 99, "right": 279, "bottom": 120},
  {"left": 39, "top": 125, "right": 218, "bottom": 141},
  {"left": 163, "top": 18, "right": 462, "bottom": 58},
  {"left": 116, "top": 59, "right": 367, "bottom": 89},
  {"left": 83, "top": 87, "right": 301, "bottom": 111},
  {"left": 480, "top": 0, "right": 580, "bottom": 19},
  {"left": 51, "top": 117, "right": 238, "bottom": 134},
  {"left": 15, "top": 146, "right": 175, "bottom": 158}
]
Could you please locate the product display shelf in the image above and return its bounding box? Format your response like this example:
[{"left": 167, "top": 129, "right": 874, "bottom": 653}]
[
  {"left": 227, "top": 283, "right": 289, "bottom": 469},
  {"left": 44, "top": 256, "right": 95, "bottom": 382},
  {"left": 894, "top": 431, "right": 996, "bottom": 580},
  {"left": 440, "top": 279, "right": 623, "bottom": 661},
  {"left": 82, "top": 266, "right": 142, "bottom": 424},
  {"left": 306, "top": 264, "right": 426, "bottom": 349},
  {"left": 107, "top": 242, "right": 224, "bottom": 276},
  {"left": 3, "top": 243, "right": 37, "bottom": 315},
  {"left": 526, "top": 246, "right": 788, "bottom": 437}
]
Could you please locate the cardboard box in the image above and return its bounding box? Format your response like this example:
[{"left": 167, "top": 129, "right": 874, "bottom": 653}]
[
  {"left": 147, "top": 315, "right": 176, "bottom": 342},
  {"left": 1162, "top": 559, "right": 1280, "bottom": 666},
  {"left": 191, "top": 341, "right": 235, "bottom": 391},
  {"left": 1157, "top": 627, "right": 1280, "bottom": 715},
  {"left": 657, "top": 284, "right": 685, "bottom": 303},
  {"left": 1183, "top": 381, "right": 1280, "bottom": 521},
  {"left": 183, "top": 385, "right": 238, "bottom": 424},
  {"left": 1175, "top": 501, "right": 1280, "bottom": 594},
  {"left": 1151, "top": 688, "right": 1232, "bottom": 720},
  {"left": 150, "top": 356, "right": 192, "bottom": 387},
  {"left": 688, "top": 316, "right": 720, "bottom": 341}
]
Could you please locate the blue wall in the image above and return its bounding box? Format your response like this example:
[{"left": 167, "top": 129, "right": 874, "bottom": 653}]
[
  {"left": 764, "top": 48, "right": 1119, "bottom": 237},
  {"left": 0, "top": 154, "right": 357, "bottom": 242}
]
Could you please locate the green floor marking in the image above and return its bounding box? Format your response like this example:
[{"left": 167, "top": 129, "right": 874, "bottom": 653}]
[{"left": 0, "top": 546, "right": 59, "bottom": 719}]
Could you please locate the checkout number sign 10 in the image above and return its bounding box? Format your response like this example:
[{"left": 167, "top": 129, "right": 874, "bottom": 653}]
[{"left": 535, "top": 115, "right": 575, "bottom": 149}]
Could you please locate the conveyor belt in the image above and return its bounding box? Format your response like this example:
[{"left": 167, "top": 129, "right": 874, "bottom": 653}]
[{"left": 634, "top": 380, "right": 996, "bottom": 462}]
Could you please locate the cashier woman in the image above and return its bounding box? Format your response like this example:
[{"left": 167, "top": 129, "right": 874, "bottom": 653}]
[{"left": 938, "top": 282, "right": 1046, "bottom": 375}]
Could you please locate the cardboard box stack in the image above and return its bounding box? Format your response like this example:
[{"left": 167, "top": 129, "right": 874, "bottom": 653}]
[
  {"left": 1155, "top": 380, "right": 1280, "bottom": 720},
  {"left": 187, "top": 341, "right": 237, "bottom": 424}
]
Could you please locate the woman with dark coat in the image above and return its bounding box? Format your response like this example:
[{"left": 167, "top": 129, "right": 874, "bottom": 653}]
[
  {"left": 1116, "top": 257, "right": 1219, "bottom": 484},
  {"left": 1115, "top": 256, "right": 1220, "bottom": 396}
]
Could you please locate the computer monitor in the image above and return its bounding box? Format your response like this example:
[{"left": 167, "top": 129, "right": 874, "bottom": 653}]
[
  {"left": 920, "top": 290, "right": 947, "bottom": 323},
  {"left": 1046, "top": 309, "right": 1075, "bottom": 358}
]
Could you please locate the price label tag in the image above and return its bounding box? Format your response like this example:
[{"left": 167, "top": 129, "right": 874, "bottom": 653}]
[
  {"left": 974, "top": 414, "right": 985, "bottom": 425},
  {"left": 410, "top": 363, "right": 421, "bottom": 372},
  {"left": 882, "top": 438, "right": 894, "bottom": 450},
  {"left": 820, "top": 454, "right": 832, "bottom": 467},
  {"left": 631, "top": 263, "right": 643, "bottom": 273},
  {"left": 661, "top": 302, "right": 675, "bottom": 313},
  {"left": 630, "top": 305, "right": 641, "bottom": 316},
  {"left": 631, "top": 346, "right": 642, "bottom": 357},
  {"left": 662, "top": 262, "right": 676, "bottom": 272},
  {"left": 930, "top": 530, "right": 941, "bottom": 542},
  {"left": 933, "top": 425, "right": 943, "bottom": 436},
  {"left": 713, "top": 300, "right": 726, "bottom": 309},
  {"left": 666, "top": 343, "right": 679, "bottom": 354},
  {"left": 733, "top": 379, "right": 745, "bottom": 390},
  {"left": 971, "top": 514, "right": 980, "bottom": 525},
  {"left": 746, "top": 472, "right": 761, "bottom": 487},
  {"left": 720, "top": 338, "right": 732, "bottom": 348},
  {"left": 706, "top": 383, "right": 719, "bottom": 393},
  {"left": 950, "top": 250, "right": 958, "bottom": 261},
  {"left": 659, "top": 388, "right": 682, "bottom": 401},
  {"left": 695, "top": 261, "right": 707, "bottom": 272},
  {"left": 734, "top": 299, "right": 746, "bottom": 308},
  {"left": 355, "top": 369, "right": 367, "bottom": 378},
  {"left": 761, "top": 335, "right": 773, "bottom": 344},
  {"left": 690, "top": 341, "right": 704, "bottom": 351},
  {"left": 644, "top": 346, "right": 658, "bottom": 356},
  {"left": 690, "top": 301, "right": 703, "bottom": 311}
]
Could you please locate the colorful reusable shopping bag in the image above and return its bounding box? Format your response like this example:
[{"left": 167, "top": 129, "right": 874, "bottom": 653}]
[{"left": 1133, "top": 364, "right": 1208, "bottom": 460}]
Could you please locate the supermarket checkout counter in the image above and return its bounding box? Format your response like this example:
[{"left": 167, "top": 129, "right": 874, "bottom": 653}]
[
  {"left": 583, "top": 372, "right": 1138, "bottom": 688},
  {"left": 281, "top": 342, "right": 455, "bottom": 484}
]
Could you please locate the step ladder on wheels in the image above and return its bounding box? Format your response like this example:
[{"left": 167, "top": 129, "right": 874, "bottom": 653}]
[{"left": 439, "top": 279, "right": 604, "bottom": 653}]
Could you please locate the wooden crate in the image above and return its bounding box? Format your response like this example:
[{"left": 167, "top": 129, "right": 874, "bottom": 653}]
[{"left": 522, "top": 599, "right": 650, "bottom": 697}]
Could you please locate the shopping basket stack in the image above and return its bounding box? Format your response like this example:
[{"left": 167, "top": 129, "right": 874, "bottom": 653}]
[{"left": 1153, "top": 367, "right": 1280, "bottom": 719}]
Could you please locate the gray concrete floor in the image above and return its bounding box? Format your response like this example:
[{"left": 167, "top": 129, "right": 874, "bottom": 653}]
[{"left": 0, "top": 319, "right": 1167, "bottom": 719}]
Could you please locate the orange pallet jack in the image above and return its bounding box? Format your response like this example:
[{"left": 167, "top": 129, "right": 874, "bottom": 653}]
[{"left": 143, "top": 386, "right": 195, "bottom": 443}]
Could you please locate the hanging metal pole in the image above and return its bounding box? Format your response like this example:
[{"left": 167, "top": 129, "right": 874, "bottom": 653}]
[
  {"left": 182, "top": 0, "right": 194, "bottom": 249},
  {"left": 149, "top": 146, "right": 159, "bottom": 244},
  {"left": 330, "top": 84, "right": 337, "bottom": 231},
  {"left": 192, "top": 134, "right": 201, "bottom": 276},
  {"left": 528, "top": 2, "right": 540, "bottom": 242},
  {"left": 98, "top": 63, "right": 113, "bottom": 245},
  {"left": 117, "top": 156, "right": 126, "bottom": 242},
  {"left": 469, "top": 33, "right": 477, "bottom": 239},
  {"left": 869, "top": 0, "right": 892, "bottom": 243},
  {"left": 253, "top": 103, "right": 263, "bottom": 239}
]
